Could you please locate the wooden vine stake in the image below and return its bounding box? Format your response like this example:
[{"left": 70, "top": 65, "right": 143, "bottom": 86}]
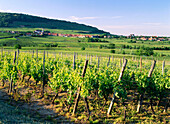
[
  {"left": 107, "top": 56, "right": 110, "bottom": 67},
  {"left": 98, "top": 56, "right": 100, "bottom": 68},
  {"left": 90, "top": 55, "right": 92, "bottom": 64},
  {"left": 73, "top": 52, "right": 76, "bottom": 69},
  {"left": 123, "top": 56, "right": 125, "bottom": 64},
  {"left": 136, "top": 60, "right": 156, "bottom": 113},
  {"left": 42, "top": 50, "right": 46, "bottom": 95},
  {"left": 162, "top": 60, "right": 165, "bottom": 75},
  {"left": 72, "top": 60, "right": 89, "bottom": 116},
  {"left": 140, "top": 57, "right": 142, "bottom": 71},
  {"left": 9, "top": 51, "right": 16, "bottom": 93},
  {"left": 112, "top": 56, "right": 114, "bottom": 62},
  {"left": 119, "top": 58, "right": 122, "bottom": 68},
  {"left": 36, "top": 49, "right": 38, "bottom": 61},
  {"left": 17, "top": 49, "right": 19, "bottom": 65},
  {"left": 107, "top": 59, "right": 128, "bottom": 115},
  {"left": 1, "top": 47, "right": 3, "bottom": 61}
]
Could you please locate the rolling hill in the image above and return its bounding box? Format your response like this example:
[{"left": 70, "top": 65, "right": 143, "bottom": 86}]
[{"left": 0, "top": 12, "right": 109, "bottom": 34}]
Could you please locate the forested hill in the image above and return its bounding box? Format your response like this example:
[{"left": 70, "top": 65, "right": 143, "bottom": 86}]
[{"left": 0, "top": 12, "right": 109, "bottom": 34}]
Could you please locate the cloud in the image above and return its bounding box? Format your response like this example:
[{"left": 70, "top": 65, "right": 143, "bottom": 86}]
[
  {"left": 102, "top": 25, "right": 138, "bottom": 29},
  {"left": 0, "top": 9, "right": 60, "bottom": 20},
  {"left": 143, "top": 22, "right": 161, "bottom": 26},
  {"left": 69, "top": 16, "right": 99, "bottom": 21},
  {"left": 0, "top": 9, "right": 17, "bottom": 13},
  {"left": 69, "top": 16, "right": 123, "bottom": 21}
]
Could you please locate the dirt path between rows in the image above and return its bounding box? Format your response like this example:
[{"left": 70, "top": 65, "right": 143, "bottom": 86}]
[{"left": 0, "top": 88, "right": 73, "bottom": 124}]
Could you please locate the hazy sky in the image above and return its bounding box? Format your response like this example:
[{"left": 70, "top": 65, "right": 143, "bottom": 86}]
[{"left": 0, "top": 0, "right": 170, "bottom": 36}]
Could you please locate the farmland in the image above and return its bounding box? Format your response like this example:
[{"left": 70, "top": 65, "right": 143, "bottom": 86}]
[
  {"left": 0, "top": 49, "right": 169, "bottom": 123},
  {"left": 0, "top": 28, "right": 170, "bottom": 61},
  {"left": 0, "top": 27, "right": 169, "bottom": 123}
]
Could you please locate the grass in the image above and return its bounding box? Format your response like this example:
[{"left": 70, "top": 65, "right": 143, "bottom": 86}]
[
  {"left": 0, "top": 28, "right": 170, "bottom": 60},
  {"left": 0, "top": 27, "right": 101, "bottom": 35}
]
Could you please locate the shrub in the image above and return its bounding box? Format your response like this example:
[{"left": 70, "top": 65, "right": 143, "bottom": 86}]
[
  {"left": 81, "top": 47, "right": 85, "bottom": 50},
  {"left": 99, "top": 45, "right": 103, "bottom": 49},
  {"left": 111, "top": 50, "right": 115, "bottom": 53},
  {"left": 108, "top": 43, "right": 115, "bottom": 49},
  {"left": 14, "top": 44, "right": 21, "bottom": 49},
  {"left": 121, "top": 50, "right": 125, "bottom": 54}
]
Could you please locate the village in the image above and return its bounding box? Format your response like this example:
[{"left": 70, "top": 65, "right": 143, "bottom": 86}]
[{"left": 0, "top": 29, "right": 169, "bottom": 41}]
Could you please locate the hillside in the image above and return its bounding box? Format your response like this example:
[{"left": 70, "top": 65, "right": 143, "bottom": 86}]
[{"left": 0, "top": 12, "right": 108, "bottom": 34}]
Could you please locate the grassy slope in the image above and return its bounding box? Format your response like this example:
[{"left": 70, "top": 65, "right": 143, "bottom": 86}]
[
  {"left": 0, "top": 28, "right": 169, "bottom": 60},
  {"left": 0, "top": 27, "right": 101, "bottom": 35}
]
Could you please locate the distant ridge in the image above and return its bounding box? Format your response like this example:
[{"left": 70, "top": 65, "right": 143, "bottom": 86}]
[{"left": 0, "top": 12, "right": 109, "bottom": 34}]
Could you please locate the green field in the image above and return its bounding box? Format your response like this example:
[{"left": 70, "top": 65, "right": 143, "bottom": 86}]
[{"left": 0, "top": 28, "right": 170, "bottom": 61}]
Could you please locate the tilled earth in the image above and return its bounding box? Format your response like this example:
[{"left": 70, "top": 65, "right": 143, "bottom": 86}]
[{"left": 0, "top": 90, "right": 55, "bottom": 124}]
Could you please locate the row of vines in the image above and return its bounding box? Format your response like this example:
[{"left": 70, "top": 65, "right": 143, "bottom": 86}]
[{"left": 0, "top": 50, "right": 169, "bottom": 123}]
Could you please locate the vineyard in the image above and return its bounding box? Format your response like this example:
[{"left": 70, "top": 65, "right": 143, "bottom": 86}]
[{"left": 0, "top": 49, "right": 169, "bottom": 123}]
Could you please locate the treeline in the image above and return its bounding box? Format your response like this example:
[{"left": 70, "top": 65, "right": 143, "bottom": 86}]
[
  {"left": 0, "top": 12, "right": 108, "bottom": 34},
  {"left": 120, "top": 45, "right": 170, "bottom": 50},
  {"left": 87, "top": 38, "right": 109, "bottom": 43}
]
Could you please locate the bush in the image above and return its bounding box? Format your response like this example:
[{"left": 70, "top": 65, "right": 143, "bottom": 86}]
[
  {"left": 110, "top": 50, "right": 115, "bottom": 53},
  {"left": 14, "top": 44, "right": 21, "bottom": 49},
  {"left": 108, "top": 43, "right": 115, "bottom": 49},
  {"left": 121, "top": 50, "right": 125, "bottom": 54},
  {"left": 99, "top": 45, "right": 103, "bottom": 49},
  {"left": 81, "top": 47, "right": 85, "bottom": 50}
]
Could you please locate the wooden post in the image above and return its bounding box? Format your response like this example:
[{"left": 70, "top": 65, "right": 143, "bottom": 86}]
[
  {"left": 137, "top": 60, "right": 156, "bottom": 113},
  {"left": 73, "top": 52, "right": 76, "bottom": 69},
  {"left": 120, "top": 58, "right": 122, "bottom": 68},
  {"left": 42, "top": 51, "right": 45, "bottom": 94},
  {"left": 107, "top": 56, "right": 110, "bottom": 67},
  {"left": 137, "top": 59, "right": 139, "bottom": 67},
  {"left": 1, "top": 47, "right": 3, "bottom": 61},
  {"left": 32, "top": 50, "right": 34, "bottom": 58},
  {"left": 98, "top": 57, "right": 100, "bottom": 68},
  {"left": 107, "top": 59, "right": 128, "bottom": 115},
  {"left": 9, "top": 51, "right": 16, "bottom": 93},
  {"left": 36, "top": 49, "right": 38, "bottom": 61},
  {"left": 162, "top": 60, "right": 165, "bottom": 75},
  {"left": 76, "top": 53, "right": 78, "bottom": 59},
  {"left": 17, "top": 49, "right": 19, "bottom": 65},
  {"left": 123, "top": 56, "right": 125, "bottom": 64},
  {"left": 140, "top": 57, "right": 142, "bottom": 70},
  {"left": 72, "top": 60, "right": 88, "bottom": 115},
  {"left": 90, "top": 55, "right": 92, "bottom": 64}
]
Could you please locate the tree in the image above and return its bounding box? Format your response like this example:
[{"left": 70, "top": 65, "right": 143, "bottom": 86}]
[
  {"left": 14, "top": 44, "right": 21, "bottom": 49},
  {"left": 81, "top": 47, "right": 85, "bottom": 50}
]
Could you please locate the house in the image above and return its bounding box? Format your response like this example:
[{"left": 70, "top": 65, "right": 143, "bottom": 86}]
[
  {"left": 140, "top": 37, "right": 147, "bottom": 41},
  {"left": 128, "top": 34, "right": 135, "bottom": 38},
  {"left": 157, "top": 38, "right": 165, "bottom": 41},
  {"left": 26, "top": 33, "right": 32, "bottom": 36}
]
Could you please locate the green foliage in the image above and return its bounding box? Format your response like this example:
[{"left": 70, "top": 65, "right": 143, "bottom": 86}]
[
  {"left": 110, "top": 49, "right": 115, "bottom": 53},
  {"left": 88, "top": 38, "right": 108, "bottom": 43},
  {"left": 108, "top": 43, "right": 115, "bottom": 49},
  {"left": 81, "top": 47, "right": 85, "bottom": 50},
  {"left": 136, "top": 47, "right": 154, "bottom": 56},
  {"left": 121, "top": 50, "right": 125, "bottom": 54},
  {"left": 14, "top": 44, "right": 21, "bottom": 49}
]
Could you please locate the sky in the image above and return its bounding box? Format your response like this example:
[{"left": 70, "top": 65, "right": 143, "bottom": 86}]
[{"left": 0, "top": 0, "right": 170, "bottom": 36}]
